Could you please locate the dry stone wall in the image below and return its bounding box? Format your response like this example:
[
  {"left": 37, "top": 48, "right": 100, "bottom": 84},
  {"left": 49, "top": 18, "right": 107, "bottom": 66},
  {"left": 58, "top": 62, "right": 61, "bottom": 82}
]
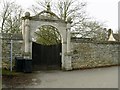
[{"left": 71, "top": 41, "right": 120, "bottom": 69}]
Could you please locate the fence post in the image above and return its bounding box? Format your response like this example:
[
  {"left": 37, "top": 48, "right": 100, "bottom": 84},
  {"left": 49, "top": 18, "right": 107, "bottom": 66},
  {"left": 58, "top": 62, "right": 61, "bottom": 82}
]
[{"left": 10, "top": 40, "right": 13, "bottom": 72}]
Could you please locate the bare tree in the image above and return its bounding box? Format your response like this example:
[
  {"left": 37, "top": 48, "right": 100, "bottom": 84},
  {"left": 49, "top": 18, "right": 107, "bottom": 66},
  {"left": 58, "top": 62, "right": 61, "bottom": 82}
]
[
  {"left": 30, "top": 0, "right": 86, "bottom": 21},
  {"left": 72, "top": 20, "right": 107, "bottom": 41},
  {"left": 0, "top": 0, "right": 13, "bottom": 32},
  {"left": 30, "top": 0, "right": 107, "bottom": 41},
  {"left": 0, "top": 0, "right": 24, "bottom": 67},
  {"left": 55, "top": 0, "right": 86, "bottom": 22},
  {"left": 0, "top": 0, "right": 23, "bottom": 34},
  {"left": 35, "top": 25, "right": 61, "bottom": 45},
  {"left": 30, "top": 0, "right": 51, "bottom": 14}
]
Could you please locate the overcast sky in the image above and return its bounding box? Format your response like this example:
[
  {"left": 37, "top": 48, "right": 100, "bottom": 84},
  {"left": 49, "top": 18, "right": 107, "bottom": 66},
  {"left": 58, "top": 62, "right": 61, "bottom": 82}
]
[
  {"left": 8, "top": 0, "right": 120, "bottom": 32},
  {"left": 85, "top": 0, "right": 119, "bottom": 33}
]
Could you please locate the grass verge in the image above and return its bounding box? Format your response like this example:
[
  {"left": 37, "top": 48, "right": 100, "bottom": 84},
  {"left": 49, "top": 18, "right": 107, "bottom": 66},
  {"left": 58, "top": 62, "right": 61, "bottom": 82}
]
[{"left": 2, "top": 68, "right": 20, "bottom": 76}]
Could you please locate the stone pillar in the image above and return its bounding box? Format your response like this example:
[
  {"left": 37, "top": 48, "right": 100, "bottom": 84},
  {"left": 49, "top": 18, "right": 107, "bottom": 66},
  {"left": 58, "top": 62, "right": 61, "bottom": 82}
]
[
  {"left": 24, "top": 19, "right": 30, "bottom": 52},
  {"left": 61, "top": 41, "right": 67, "bottom": 70},
  {"left": 24, "top": 12, "right": 31, "bottom": 57},
  {"left": 67, "top": 23, "right": 71, "bottom": 52},
  {"left": 64, "top": 22, "right": 72, "bottom": 70}
]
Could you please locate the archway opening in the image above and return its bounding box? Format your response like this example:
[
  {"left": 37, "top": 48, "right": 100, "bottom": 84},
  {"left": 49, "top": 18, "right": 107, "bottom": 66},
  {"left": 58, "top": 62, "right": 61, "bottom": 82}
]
[
  {"left": 32, "top": 25, "right": 62, "bottom": 70},
  {"left": 34, "top": 25, "right": 61, "bottom": 45}
]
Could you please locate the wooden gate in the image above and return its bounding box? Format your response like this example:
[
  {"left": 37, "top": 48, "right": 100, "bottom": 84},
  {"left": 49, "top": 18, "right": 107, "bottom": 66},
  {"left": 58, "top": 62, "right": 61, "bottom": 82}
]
[{"left": 32, "top": 42, "right": 62, "bottom": 70}]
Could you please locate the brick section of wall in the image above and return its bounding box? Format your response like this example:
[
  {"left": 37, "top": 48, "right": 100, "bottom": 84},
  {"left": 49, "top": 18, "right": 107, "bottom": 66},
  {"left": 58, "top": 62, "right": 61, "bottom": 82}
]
[{"left": 71, "top": 41, "right": 120, "bottom": 69}]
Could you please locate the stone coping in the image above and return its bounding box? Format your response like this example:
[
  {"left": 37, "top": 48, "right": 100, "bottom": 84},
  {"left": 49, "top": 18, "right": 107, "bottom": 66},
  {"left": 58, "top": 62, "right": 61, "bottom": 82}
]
[{"left": 71, "top": 40, "right": 120, "bottom": 44}]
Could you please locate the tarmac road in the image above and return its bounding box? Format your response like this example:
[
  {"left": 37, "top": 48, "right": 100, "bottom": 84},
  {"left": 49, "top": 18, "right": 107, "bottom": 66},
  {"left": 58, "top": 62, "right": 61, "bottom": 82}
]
[{"left": 25, "top": 66, "right": 119, "bottom": 88}]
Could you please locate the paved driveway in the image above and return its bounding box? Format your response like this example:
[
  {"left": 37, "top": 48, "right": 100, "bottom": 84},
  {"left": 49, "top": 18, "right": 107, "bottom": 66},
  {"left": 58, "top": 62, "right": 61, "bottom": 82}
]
[{"left": 25, "top": 66, "right": 118, "bottom": 88}]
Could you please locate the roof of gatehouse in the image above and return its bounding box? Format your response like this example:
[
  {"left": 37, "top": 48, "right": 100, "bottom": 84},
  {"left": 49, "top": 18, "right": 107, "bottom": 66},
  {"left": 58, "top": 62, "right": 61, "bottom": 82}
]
[
  {"left": 31, "top": 11, "right": 60, "bottom": 20},
  {"left": 31, "top": 4, "right": 61, "bottom": 21}
]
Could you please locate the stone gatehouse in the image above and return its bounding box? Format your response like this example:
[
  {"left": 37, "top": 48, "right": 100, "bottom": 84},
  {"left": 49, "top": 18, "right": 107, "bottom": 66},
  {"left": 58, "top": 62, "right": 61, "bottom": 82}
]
[
  {"left": 21, "top": 6, "right": 120, "bottom": 70},
  {"left": 21, "top": 6, "right": 72, "bottom": 70}
]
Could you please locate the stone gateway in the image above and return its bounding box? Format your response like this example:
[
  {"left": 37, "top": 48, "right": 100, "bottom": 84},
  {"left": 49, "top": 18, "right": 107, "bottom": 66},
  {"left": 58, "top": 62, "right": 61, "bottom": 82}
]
[
  {"left": 21, "top": 8, "right": 72, "bottom": 70},
  {"left": 21, "top": 6, "right": 120, "bottom": 71}
]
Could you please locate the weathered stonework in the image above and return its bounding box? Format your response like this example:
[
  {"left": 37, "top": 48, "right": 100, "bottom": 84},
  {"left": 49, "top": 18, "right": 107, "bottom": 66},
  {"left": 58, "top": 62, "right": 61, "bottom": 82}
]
[
  {"left": 21, "top": 10, "right": 120, "bottom": 71},
  {"left": 22, "top": 11, "right": 72, "bottom": 70},
  {"left": 71, "top": 41, "right": 120, "bottom": 69}
]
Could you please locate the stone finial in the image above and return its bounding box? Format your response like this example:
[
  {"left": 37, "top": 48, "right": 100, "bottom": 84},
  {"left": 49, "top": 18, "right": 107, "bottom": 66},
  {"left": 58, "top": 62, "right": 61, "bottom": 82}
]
[
  {"left": 25, "top": 12, "right": 30, "bottom": 17},
  {"left": 108, "top": 29, "right": 112, "bottom": 38},
  {"left": 47, "top": 3, "right": 51, "bottom": 11},
  {"left": 108, "top": 29, "right": 116, "bottom": 41}
]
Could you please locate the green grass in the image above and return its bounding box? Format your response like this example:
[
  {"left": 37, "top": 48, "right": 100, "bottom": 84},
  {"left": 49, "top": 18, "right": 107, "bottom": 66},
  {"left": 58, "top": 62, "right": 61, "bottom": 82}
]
[{"left": 2, "top": 68, "right": 20, "bottom": 76}]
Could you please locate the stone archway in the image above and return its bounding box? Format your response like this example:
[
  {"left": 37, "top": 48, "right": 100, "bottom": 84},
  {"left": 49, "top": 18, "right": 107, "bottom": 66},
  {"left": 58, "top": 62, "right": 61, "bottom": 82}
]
[
  {"left": 32, "top": 25, "right": 62, "bottom": 70},
  {"left": 33, "top": 25, "right": 61, "bottom": 45},
  {"left": 21, "top": 8, "right": 72, "bottom": 70}
]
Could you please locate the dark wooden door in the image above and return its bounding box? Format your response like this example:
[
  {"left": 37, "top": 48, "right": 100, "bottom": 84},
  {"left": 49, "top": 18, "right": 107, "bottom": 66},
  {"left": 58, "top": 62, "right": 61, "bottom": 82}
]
[{"left": 32, "top": 42, "right": 61, "bottom": 70}]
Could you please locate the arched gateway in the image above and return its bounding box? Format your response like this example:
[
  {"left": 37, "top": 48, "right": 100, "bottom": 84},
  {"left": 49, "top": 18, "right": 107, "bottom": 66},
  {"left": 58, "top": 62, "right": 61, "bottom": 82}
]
[{"left": 21, "top": 7, "right": 72, "bottom": 70}]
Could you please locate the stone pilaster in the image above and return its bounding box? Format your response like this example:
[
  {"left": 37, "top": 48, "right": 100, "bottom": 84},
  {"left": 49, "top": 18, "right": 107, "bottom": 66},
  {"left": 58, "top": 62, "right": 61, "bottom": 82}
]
[
  {"left": 64, "top": 23, "right": 72, "bottom": 70},
  {"left": 21, "top": 12, "right": 32, "bottom": 59},
  {"left": 61, "top": 41, "right": 67, "bottom": 70},
  {"left": 24, "top": 19, "right": 30, "bottom": 53},
  {"left": 67, "top": 27, "right": 71, "bottom": 52}
]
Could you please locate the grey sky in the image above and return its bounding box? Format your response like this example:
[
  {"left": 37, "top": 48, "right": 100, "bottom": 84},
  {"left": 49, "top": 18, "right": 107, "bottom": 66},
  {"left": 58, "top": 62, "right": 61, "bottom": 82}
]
[{"left": 2, "top": 0, "right": 120, "bottom": 32}]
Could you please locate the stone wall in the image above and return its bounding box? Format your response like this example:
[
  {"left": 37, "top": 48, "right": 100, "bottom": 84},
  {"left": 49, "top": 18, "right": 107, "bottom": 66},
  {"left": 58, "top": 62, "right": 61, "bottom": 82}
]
[{"left": 71, "top": 41, "right": 120, "bottom": 69}]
